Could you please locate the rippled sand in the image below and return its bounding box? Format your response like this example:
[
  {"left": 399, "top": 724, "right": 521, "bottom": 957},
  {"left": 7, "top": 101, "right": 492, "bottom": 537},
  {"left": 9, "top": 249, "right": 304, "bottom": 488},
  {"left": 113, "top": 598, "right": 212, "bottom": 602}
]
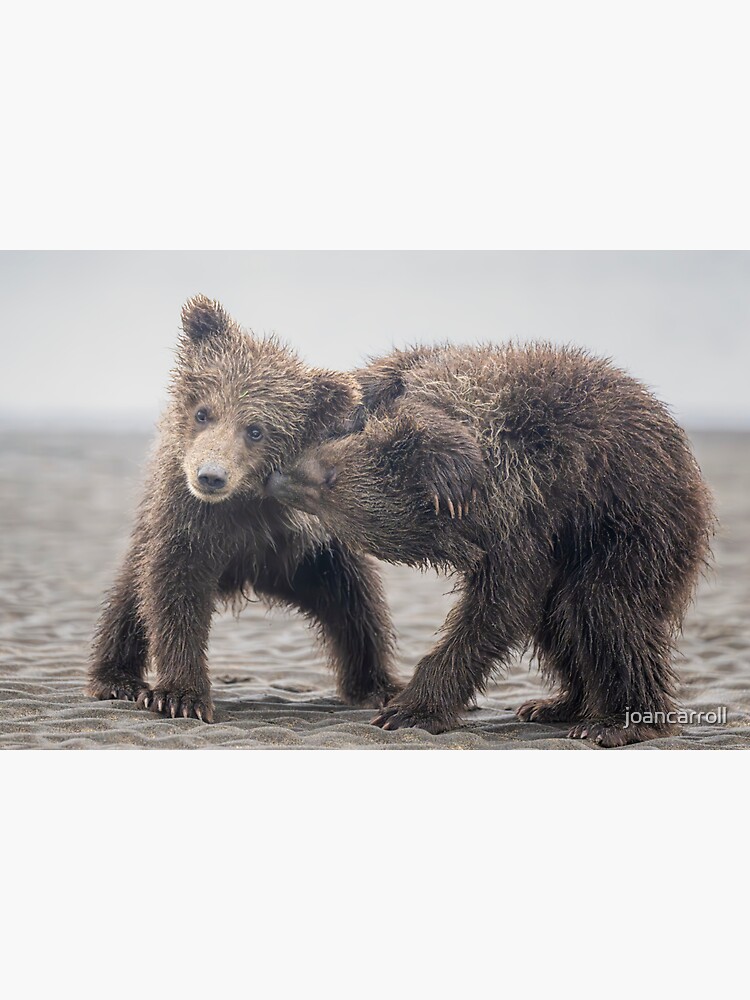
[{"left": 1, "top": 431, "right": 748, "bottom": 749}]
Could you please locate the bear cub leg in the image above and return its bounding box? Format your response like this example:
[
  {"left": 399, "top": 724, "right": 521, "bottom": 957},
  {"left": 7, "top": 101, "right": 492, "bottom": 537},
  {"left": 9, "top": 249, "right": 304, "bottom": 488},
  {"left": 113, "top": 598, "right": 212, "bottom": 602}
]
[
  {"left": 135, "top": 539, "right": 217, "bottom": 722},
  {"left": 89, "top": 560, "right": 151, "bottom": 705},
  {"left": 373, "top": 559, "right": 529, "bottom": 733},
  {"left": 255, "top": 542, "right": 401, "bottom": 708},
  {"left": 516, "top": 621, "right": 588, "bottom": 724}
]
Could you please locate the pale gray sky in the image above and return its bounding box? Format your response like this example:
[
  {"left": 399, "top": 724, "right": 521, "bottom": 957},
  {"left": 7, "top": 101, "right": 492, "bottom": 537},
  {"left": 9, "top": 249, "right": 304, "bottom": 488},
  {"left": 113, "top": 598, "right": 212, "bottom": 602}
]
[{"left": 2, "top": 251, "right": 748, "bottom": 428}]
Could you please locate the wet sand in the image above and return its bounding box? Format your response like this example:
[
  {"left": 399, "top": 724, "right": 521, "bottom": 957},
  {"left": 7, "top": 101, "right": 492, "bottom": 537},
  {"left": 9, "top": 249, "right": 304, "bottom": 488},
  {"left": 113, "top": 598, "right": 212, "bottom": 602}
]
[{"left": 1, "top": 430, "right": 748, "bottom": 749}]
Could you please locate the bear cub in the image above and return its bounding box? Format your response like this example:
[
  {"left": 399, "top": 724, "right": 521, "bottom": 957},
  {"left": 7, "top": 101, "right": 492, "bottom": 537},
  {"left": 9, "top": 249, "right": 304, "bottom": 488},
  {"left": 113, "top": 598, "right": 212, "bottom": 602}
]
[
  {"left": 89, "top": 296, "right": 400, "bottom": 721},
  {"left": 267, "top": 343, "right": 715, "bottom": 746}
]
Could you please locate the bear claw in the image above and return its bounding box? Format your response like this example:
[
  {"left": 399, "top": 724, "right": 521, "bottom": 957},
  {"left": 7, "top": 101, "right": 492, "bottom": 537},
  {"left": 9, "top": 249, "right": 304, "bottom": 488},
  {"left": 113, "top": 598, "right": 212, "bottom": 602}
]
[
  {"left": 566, "top": 718, "right": 677, "bottom": 747},
  {"left": 138, "top": 688, "right": 213, "bottom": 723},
  {"left": 89, "top": 677, "right": 150, "bottom": 704},
  {"left": 371, "top": 705, "right": 454, "bottom": 734},
  {"left": 433, "top": 493, "right": 472, "bottom": 519},
  {"left": 516, "top": 695, "right": 590, "bottom": 724}
]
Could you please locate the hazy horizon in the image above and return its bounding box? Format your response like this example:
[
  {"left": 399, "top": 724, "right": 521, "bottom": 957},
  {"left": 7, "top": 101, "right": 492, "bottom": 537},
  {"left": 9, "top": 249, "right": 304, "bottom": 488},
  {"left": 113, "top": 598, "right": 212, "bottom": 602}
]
[{"left": 2, "top": 251, "right": 749, "bottom": 430}]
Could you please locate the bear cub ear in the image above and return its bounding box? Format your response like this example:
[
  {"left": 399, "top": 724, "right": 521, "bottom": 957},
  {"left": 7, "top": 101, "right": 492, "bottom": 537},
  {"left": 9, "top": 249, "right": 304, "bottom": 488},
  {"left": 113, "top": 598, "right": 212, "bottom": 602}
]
[
  {"left": 181, "top": 295, "right": 233, "bottom": 343},
  {"left": 308, "top": 370, "right": 361, "bottom": 434}
]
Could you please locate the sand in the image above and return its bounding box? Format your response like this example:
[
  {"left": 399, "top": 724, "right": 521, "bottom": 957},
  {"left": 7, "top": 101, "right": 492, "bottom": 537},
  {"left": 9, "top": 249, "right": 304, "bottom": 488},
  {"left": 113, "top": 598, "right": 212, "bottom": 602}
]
[{"left": 1, "top": 430, "right": 748, "bottom": 749}]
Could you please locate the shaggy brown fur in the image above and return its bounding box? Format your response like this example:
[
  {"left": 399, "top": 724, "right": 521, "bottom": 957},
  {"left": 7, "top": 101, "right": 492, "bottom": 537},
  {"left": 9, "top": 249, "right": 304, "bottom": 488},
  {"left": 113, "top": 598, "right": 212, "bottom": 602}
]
[
  {"left": 88, "top": 296, "right": 399, "bottom": 721},
  {"left": 267, "top": 343, "right": 715, "bottom": 746}
]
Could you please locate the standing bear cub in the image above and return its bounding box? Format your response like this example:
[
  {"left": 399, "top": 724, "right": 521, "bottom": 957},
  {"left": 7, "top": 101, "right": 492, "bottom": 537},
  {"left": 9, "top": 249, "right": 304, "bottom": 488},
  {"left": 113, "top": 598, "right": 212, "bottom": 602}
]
[
  {"left": 267, "top": 343, "right": 715, "bottom": 746},
  {"left": 89, "top": 296, "right": 400, "bottom": 721}
]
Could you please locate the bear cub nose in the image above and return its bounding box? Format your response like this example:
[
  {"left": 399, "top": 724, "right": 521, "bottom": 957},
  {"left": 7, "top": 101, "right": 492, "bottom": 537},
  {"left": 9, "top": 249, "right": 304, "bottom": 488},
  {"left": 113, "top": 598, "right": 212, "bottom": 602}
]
[{"left": 197, "top": 463, "right": 228, "bottom": 492}]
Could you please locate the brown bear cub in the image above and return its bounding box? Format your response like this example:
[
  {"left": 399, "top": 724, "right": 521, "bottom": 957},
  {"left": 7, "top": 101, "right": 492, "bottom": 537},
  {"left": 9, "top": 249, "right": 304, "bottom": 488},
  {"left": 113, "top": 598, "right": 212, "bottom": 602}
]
[
  {"left": 266, "top": 343, "right": 715, "bottom": 746},
  {"left": 88, "top": 296, "right": 400, "bottom": 721}
]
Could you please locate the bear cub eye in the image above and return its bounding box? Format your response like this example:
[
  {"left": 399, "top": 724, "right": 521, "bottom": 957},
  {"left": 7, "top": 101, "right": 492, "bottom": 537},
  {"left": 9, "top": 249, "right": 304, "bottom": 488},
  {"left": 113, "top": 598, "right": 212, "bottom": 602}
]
[
  {"left": 195, "top": 408, "right": 209, "bottom": 424},
  {"left": 246, "top": 425, "right": 264, "bottom": 442}
]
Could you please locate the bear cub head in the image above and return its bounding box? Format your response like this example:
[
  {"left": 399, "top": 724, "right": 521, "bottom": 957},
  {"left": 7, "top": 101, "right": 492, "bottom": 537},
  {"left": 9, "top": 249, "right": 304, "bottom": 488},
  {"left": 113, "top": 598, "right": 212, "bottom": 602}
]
[{"left": 172, "top": 295, "right": 359, "bottom": 504}]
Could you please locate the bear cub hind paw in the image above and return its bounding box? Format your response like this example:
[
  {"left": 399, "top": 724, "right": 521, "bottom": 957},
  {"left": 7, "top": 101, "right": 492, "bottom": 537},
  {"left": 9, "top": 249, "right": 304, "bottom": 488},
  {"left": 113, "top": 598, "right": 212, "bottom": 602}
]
[
  {"left": 347, "top": 679, "right": 405, "bottom": 710},
  {"left": 370, "top": 704, "right": 455, "bottom": 734},
  {"left": 89, "top": 675, "right": 151, "bottom": 704},
  {"left": 516, "top": 696, "right": 583, "bottom": 724}
]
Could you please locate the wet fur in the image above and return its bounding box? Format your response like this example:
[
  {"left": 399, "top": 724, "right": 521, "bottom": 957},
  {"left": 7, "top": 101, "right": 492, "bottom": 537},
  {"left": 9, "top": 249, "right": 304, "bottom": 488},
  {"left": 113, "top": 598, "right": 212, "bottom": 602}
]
[
  {"left": 272, "top": 343, "right": 715, "bottom": 746},
  {"left": 88, "top": 296, "right": 399, "bottom": 721}
]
